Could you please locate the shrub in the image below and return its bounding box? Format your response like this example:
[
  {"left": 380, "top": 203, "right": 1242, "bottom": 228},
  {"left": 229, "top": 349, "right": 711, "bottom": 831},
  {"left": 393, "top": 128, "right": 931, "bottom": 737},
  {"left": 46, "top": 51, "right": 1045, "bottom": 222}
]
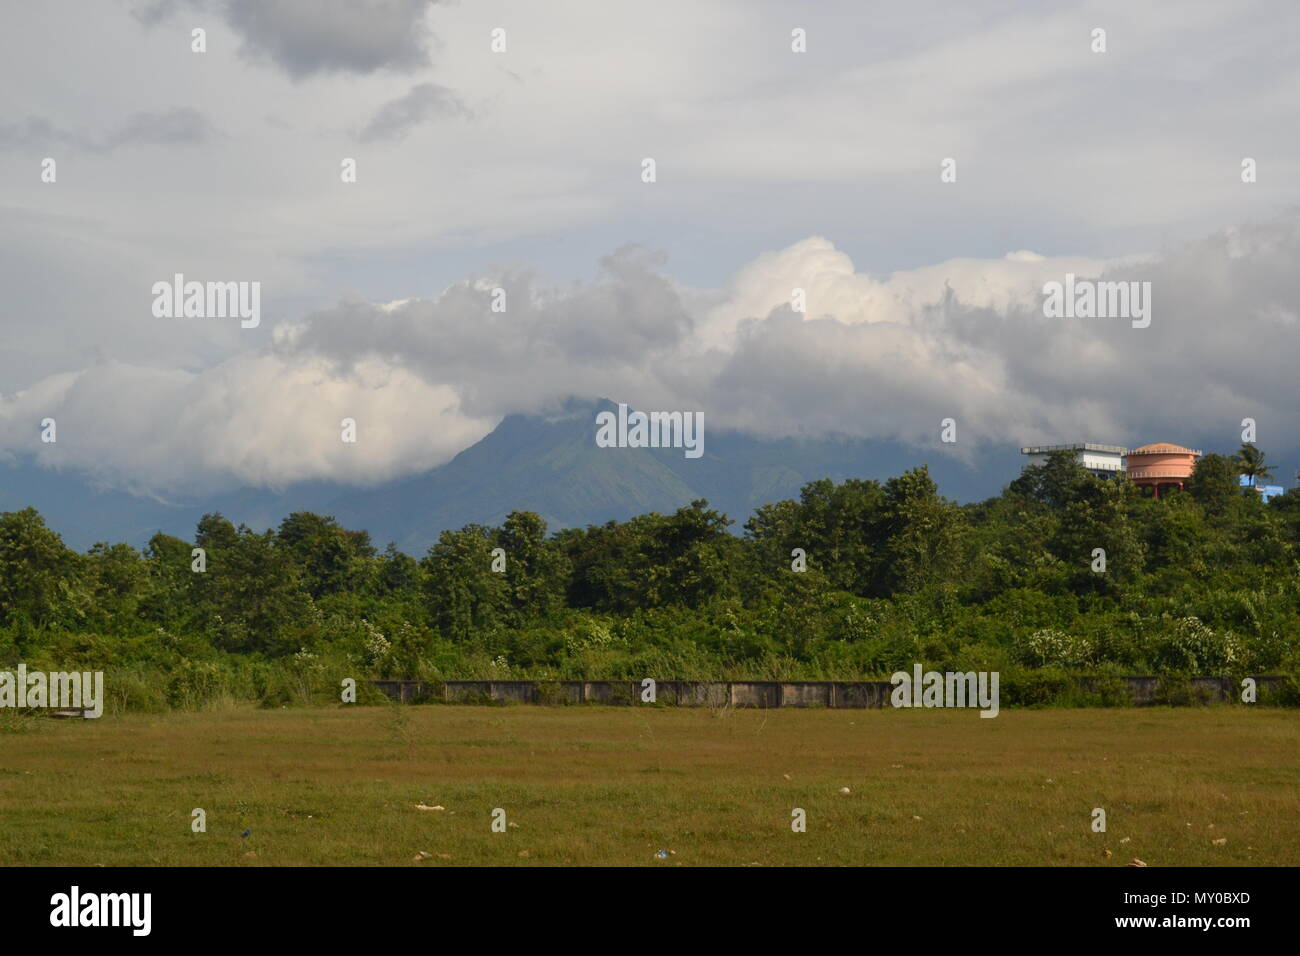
[{"left": 1014, "top": 629, "right": 1095, "bottom": 669}]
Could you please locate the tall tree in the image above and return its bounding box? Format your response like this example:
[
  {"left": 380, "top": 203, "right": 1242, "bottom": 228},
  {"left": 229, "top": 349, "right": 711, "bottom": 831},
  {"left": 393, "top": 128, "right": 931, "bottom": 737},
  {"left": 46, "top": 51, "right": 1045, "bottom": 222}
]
[
  {"left": 276, "top": 511, "right": 375, "bottom": 599},
  {"left": 1008, "top": 449, "right": 1091, "bottom": 509},
  {"left": 191, "top": 514, "right": 312, "bottom": 653},
  {"left": 496, "top": 511, "right": 569, "bottom": 623},
  {"left": 377, "top": 542, "right": 421, "bottom": 594},
  {"left": 561, "top": 501, "right": 737, "bottom": 612},
  {"left": 1050, "top": 478, "right": 1145, "bottom": 598},
  {"left": 139, "top": 531, "right": 199, "bottom": 630},
  {"left": 649, "top": 500, "right": 739, "bottom": 608},
  {"left": 1233, "top": 444, "right": 1274, "bottom": 488},
  {"left": 1187, "top": 453, "right": 1242, "bottom": 516},
  {"left": 0, "top": 508, "right": 84, "bottom": 631},
  {"left": 84, "top": 542, "right": 147, "bottom": 635},
  {"left": 422, "top": 525, "right": 508, "bottom": 642},
  {"left": 879, "top": 467, "right": 967, "bottom": 596}
]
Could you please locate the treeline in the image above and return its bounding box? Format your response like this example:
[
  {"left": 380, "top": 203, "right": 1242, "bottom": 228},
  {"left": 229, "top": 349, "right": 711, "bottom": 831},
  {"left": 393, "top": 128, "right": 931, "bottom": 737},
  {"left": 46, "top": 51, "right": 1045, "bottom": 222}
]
[{"left": 2, "top": 450, "right": 1300, "bottom": 711}]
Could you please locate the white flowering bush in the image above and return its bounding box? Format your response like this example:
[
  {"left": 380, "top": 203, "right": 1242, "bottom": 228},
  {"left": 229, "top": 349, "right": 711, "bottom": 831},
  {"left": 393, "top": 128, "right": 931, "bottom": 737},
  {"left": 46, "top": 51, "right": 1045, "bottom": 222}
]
[
  {"left": 291, "top": 648, "right": 319, "bottom": 668},
  {"left": 1014, "top": 628, "right": 1095, "bottom": 668},
  {"left": 1151, "top": 616, "right": 1242, "bottom": 672},
  {"left": 361, "top": 620, "right": 392, "bottom": 667}
]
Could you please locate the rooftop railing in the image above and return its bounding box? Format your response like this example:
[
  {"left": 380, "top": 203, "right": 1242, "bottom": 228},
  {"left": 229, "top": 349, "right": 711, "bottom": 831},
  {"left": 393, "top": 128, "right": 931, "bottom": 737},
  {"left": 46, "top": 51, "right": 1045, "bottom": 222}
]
[{"left": 1020, "top": 443, "right": 1128, "bottom": 455}]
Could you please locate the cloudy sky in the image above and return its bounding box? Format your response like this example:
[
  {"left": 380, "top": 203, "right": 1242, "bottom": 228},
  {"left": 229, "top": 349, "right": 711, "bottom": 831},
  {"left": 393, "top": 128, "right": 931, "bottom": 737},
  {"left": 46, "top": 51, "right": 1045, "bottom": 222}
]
[{"left": 2, "top": 0, "right": 1299, "bottom": 496}]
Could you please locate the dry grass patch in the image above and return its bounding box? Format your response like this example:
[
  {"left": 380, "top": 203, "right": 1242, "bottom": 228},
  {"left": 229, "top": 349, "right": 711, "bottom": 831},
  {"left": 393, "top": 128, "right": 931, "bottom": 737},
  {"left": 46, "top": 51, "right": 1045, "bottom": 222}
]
[{"left": 1, "top": 705, "right": 1296, "bottom": 866}]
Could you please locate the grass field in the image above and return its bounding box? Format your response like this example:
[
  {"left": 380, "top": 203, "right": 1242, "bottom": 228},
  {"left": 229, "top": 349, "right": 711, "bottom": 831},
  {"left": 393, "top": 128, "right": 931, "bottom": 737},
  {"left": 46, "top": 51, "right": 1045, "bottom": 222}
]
[{"left": 2, "top": 704, "right": 1297, "bottom": 866}]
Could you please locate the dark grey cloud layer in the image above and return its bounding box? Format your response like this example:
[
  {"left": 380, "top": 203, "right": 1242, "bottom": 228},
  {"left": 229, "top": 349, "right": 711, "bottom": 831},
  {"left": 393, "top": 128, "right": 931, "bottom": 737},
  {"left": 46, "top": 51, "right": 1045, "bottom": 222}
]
[
  {"left": 0, "top": 108, "right": 213, "bottom": 153},
  {"left": 226, "top": 0, "right": 439, "bottom": 78},
  {"left": 132, "top": 0, "right": 438, "bottom": 77},
  {"left": 360, "top": 82, "right": 469, "bottom": 141}
]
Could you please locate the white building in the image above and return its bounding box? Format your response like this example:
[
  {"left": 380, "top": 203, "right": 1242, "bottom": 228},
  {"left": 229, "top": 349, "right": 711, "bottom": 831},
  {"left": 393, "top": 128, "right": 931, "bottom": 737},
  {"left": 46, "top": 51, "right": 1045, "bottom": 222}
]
[{"left": 1020, "top": 443, "right": 1127, "bottom": 479}]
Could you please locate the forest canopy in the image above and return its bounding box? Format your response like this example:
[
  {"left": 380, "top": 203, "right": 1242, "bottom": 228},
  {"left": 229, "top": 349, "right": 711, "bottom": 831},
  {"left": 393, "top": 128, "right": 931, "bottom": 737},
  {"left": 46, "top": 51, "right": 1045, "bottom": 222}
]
[{"left": 3, "top": 451, "right": 1299, "bottom": 710}]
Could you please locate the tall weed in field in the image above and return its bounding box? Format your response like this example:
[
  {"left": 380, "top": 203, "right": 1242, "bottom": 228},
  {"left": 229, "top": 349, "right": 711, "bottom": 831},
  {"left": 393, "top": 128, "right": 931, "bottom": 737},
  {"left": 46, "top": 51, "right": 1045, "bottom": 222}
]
[{"left": 0, "top": 708, "right": 42, "bottom": 734}]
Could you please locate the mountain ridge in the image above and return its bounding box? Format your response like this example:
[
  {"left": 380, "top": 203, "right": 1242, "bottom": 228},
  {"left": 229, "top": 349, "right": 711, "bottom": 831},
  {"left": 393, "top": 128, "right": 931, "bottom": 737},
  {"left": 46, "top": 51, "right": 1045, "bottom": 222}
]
[{"left": 2, "top": 398, "right": 1024, "bottom": 553}]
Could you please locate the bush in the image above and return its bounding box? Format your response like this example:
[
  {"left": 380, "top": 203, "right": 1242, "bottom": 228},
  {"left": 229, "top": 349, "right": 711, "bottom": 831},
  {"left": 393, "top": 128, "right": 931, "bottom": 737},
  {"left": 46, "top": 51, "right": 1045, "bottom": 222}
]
[
  {"left": 1148, "top": 617, "right": 1242, "bottom": 673},
  {"left": 1014, "top": 629, "right": 1095, "bottom": 669}
]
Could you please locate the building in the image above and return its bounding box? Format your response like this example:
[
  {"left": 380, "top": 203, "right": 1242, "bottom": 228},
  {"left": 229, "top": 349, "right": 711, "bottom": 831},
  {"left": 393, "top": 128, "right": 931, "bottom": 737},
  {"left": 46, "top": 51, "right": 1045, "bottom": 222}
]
[
  {"left": 1125, "top": 443, "right": 1202, "bottom": 498},
  {"left": 1239, "top": 474, "right": 1284, "bottom": 503},
  {"left": 1020, "top": 443, "right": 1127, "bottom": 479}
]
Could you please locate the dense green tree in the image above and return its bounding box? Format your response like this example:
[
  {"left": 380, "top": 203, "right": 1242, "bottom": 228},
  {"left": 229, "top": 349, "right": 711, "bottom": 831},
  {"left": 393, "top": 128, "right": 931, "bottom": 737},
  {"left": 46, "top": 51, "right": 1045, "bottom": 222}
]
[
  {"left": 1136, "top": 492, "right": 1214, "bottom": 589},
  {"left": 648, "top": 500, "right": 740, "bottom": 608},
  {"left": 496, "top": 511, "right": 570, "bottom": 623},
  {"left": 797, "top": 478, "right": 886, "bottom": 593},
  {"left": 0, "top": 507, "right": 84, "bottom": 631},
  {"left": 377, "top": 541, "right": 421, "bottom": 595},
  {"left": 190, "top": 514, "right": 312, "bottom": 653},
  {"left": 1050, "top": 477, "right": 1145, "bottom": 597},
  {"left": 195, "top": 512, "right": 239, "bottom": 554},
  {"left": 742, "top": 497, "right": 806, "bottom": 598},
  {"left": 559, "top": 519, "right": 649, "bottom": 613},
  {"left": 276, "top": 511, "right": 375, "bottom": 599},
  {"left": 562, "top": 501, "right": 738, "bottom": 612},
  {"left": 1008, "top": 450, "right": 1091, "bottom": 510},
  {"left": 138, "top": 531, "right": 200, "bottom": 630},
  {"left": 226, "top": 527, "right": 314, "bottom": 653},
  {"left": 84, "top": 542, "right": 147, "bottom": 634},
  {"left": 879, "top": 467, "right": 966, "bottom": 596},
  {"left": 1187, "top": 453, "right": 1244, "bottom": 516},
  {"left": 422, "top": 524, "right": 508, "bottom": 642},
  {"left": 961, "top": 494, "right": 1060, "bottom": 600}
]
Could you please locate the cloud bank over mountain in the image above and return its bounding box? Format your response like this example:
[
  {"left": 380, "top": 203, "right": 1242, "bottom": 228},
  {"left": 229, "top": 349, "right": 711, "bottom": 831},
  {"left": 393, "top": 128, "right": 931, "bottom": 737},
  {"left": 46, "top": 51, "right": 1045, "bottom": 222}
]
[{"left": 3, "top": 217, "right": 1297, "bottom": 495}]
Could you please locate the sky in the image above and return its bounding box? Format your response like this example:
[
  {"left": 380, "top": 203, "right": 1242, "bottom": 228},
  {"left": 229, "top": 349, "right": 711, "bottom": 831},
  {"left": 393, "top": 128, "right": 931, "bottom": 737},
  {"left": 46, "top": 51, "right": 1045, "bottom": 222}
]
[{"left": 2, "top": 0, "right": 1299, "bottom": 497}]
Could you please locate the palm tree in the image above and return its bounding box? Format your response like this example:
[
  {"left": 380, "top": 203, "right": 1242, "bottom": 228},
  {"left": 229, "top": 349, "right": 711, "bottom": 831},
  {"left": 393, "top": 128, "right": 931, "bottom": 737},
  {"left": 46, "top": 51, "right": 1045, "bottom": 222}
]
[{"left": 1233, "top": 443, "right": 1274, "bottom": 488}]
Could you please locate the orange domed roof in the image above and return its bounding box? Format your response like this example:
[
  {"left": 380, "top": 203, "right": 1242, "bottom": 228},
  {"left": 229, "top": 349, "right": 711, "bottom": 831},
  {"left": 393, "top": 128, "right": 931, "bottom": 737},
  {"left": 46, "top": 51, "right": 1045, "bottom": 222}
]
[{"left": 1128, "top": 443, "right": 1201, "bottom": 456}]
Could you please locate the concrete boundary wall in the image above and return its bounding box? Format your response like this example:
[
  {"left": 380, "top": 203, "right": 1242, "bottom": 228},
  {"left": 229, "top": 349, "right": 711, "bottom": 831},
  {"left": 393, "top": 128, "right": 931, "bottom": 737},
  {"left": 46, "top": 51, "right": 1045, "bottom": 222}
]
[{"left": 370, "top": 676, "right": 1285, "bottom": 707}]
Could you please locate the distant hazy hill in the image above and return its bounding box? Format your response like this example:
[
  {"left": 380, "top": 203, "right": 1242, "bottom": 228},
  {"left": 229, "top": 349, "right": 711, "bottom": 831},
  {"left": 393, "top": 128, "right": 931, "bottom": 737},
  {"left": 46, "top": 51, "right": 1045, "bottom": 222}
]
[{"left": 2, "top": 398, "right": 1020, "bottom": 553}]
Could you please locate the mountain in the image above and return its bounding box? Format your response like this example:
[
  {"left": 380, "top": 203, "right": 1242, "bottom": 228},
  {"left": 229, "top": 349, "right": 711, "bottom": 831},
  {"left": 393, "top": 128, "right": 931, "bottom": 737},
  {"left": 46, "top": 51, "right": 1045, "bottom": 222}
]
[{"left": 2, "top": 398, "right": 1019, "bottom": 554}]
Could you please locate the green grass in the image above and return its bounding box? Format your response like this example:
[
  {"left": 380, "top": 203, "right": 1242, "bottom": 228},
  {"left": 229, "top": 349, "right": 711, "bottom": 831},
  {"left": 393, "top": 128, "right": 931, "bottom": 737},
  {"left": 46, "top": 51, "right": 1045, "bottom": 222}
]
[{"left": 1, "top": 705, "right": 1297, "bottom": 866}]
